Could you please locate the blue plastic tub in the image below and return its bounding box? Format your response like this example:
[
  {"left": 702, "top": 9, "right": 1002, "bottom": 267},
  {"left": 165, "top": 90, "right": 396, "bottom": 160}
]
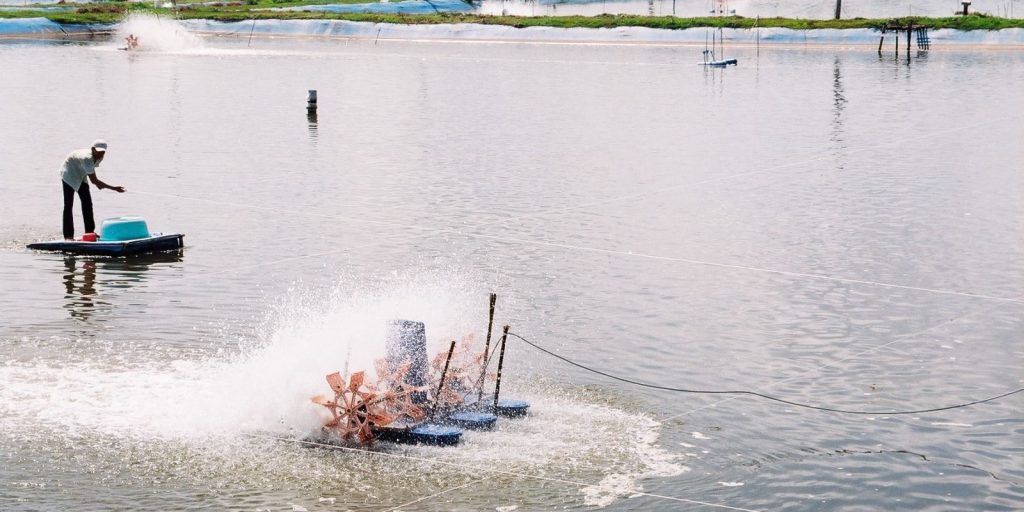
[{"left": 101, "top": 217, "right": 151, "bottom": 241}]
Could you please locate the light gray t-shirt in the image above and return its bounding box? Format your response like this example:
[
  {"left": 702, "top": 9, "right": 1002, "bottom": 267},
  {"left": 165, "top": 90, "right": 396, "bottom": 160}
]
[{"left": 60, "top": 149, "right": 97, "bottom": 191}]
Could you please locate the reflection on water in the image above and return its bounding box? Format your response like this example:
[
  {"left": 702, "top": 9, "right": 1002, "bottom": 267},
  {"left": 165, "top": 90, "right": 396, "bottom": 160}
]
[
  {"left": 306, "top": 109, "right": 318, "bottom": 143},
  {"left": 830, "top": 56, "right": 847, "bottom": 172},
  {"left": 702, "top": 60, "right": 727, "bottom": 96},
  {"left": 60, "top": 251, "right": 184, "bottom": 322},
  {"left": 63, "top": 257, "right": 99, "bottom": 322},
  {"left": 830, "top": 56, "right": 846, "bottom": 139}
]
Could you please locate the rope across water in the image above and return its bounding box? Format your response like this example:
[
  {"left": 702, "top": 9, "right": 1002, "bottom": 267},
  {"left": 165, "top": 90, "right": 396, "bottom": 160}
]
[{"left": 506, "top": 332, "right": 1024, "bottom": 416}]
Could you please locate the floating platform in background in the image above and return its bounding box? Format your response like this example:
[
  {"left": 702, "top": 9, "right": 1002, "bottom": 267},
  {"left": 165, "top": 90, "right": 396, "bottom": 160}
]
[
  {"left": 27, "top": 233, "right": 185, "bottom": 257},
  {"left": 701, "top": 58, "right": 738, "bottom": 67},
  {"left": 373, "top": 423, "right": 463, "bottom": 446}
]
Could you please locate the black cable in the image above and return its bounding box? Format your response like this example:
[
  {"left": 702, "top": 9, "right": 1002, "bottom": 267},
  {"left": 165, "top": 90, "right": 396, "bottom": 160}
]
[{"left": 507, "top": 332, "right": 1024, "bottom": 415}]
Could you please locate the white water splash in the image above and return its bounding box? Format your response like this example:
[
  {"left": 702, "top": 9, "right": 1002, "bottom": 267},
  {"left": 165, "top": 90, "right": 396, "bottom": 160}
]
[
  {"left": 0, "top": 274, "right": 482, "bottom": 440},
  {"left": 114, "top": 13, "right": 204, "bottom": 53},
  {"left": 0, "top": 273, "right": 684, "bottom": 508}
]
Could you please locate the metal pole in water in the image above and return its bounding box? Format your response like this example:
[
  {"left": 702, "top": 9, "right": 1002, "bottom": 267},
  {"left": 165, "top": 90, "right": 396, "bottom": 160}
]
[
  {"left": 307, "top": 90, "right": 317, "bottom": 111},
  {"left": 431, "top": 340, "right": 457, "bottom": 418},
  {"left": 477, "top": 293, "right": 497, "bottom": 403},
  {"left": 906, "top": 23, "right": 912, "bottom": 61},
  {"left": 704, "top": 29, "right": 709, "bottom": 64},
  {"left": 492, "top": 325, "right": 510, "bottom": 411}
]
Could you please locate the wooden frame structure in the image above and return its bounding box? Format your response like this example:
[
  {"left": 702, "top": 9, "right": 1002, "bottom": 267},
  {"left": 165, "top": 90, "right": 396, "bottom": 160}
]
[{"left": 877, "top": 21, "right": 930, "bottom": 60}]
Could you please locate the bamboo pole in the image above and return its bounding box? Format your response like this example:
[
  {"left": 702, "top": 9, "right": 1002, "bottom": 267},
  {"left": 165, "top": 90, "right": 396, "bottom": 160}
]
[
  {"left": 477, "top": 293, "right": 497, "bottom": 403},
  {"left": 431, "top": 340, "right": 457, "bottom": 419},
  {"left": 492, "top": 325, "right": 510, "bottom": 411}
]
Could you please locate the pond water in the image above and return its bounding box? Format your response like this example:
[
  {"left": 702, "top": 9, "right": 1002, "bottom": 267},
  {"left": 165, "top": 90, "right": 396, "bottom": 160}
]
[{"left": 1, "top": 20, "right": 1023, "bottom": 511}]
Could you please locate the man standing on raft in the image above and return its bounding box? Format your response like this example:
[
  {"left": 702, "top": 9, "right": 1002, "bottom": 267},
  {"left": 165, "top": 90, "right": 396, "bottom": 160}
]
[{"left": 60, "top": 140, "right": 125, "bottom": 240}]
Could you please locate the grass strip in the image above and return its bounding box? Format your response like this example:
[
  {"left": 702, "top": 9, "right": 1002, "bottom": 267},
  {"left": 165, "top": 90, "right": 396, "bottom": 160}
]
[{"left": 4, "top": 4, "right": 1023, "bottom": 31}]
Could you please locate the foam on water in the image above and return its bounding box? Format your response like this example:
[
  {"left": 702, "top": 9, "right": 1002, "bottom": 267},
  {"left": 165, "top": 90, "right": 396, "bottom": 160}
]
[{"left": 0, "top": 271, "right": 684, "bottom": 507}]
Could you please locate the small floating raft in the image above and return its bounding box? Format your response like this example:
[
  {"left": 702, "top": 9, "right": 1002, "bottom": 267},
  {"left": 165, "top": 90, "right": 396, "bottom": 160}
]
[
  {"left": 27, "top": 216, "right": 184, "bottom": 256},
  {"left": 699, "top": 29, "right": 737, "bottom": 68},
  {"left": 700, "top": 58, "right": 738, "bottom": 67},
  {"left": 27, "top": 233, "right": 184, "bottom": 256}
]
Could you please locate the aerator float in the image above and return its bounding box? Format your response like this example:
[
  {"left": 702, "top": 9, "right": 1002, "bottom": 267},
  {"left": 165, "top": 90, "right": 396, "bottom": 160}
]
[{"left": 311, "top": 294, "right": 529, "bottom": 447}]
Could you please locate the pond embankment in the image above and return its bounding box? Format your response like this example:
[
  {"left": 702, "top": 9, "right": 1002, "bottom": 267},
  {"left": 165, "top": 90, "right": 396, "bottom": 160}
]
[{"left": 3, "top": 10, "right": 1024, "bottom": 45}]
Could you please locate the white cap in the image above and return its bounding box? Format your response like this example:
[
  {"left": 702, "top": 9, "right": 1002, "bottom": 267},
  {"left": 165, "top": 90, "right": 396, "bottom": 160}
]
[{"left": 92, "top": 139, "right": 108, "bottom": 152}]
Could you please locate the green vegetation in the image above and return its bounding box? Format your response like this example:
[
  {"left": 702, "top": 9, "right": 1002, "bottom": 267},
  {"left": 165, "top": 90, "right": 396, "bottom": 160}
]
[{"left": 3, "top": 2, "right": 1024, "bottom": 32}]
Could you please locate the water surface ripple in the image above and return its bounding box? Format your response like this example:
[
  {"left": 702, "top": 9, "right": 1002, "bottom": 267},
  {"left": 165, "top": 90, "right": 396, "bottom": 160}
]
[{"left": 1, "top": 30, "right": 1022, "bottom": 511}]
